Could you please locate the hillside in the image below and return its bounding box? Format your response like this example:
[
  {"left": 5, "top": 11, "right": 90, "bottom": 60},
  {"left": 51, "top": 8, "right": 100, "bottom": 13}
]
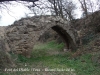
[{"left": 72, "top": 10, "right": 100, "bottom": 65}]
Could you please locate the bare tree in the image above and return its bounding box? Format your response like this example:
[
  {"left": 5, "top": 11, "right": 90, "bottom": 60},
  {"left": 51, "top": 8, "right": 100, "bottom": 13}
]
[
  {"left": 0, "top": 0, "right": 39, "bottom": 2},
  {"left": 48, "top": 0, "right": 63, "bottom": 17},
  {"left": 62, "top": 1, "right": 76, "bottom": 21},
  {"left": 78, "top": 0, "right": 100, "bottom": 18},
  {"left": 78, "top": 0, "right": 88, "bottom": 17},
  {"left": 96, "top": 0, "right": 100, "bottom": 10},
  {"left": 0, "top": 0, "right": 39, "bottom": 10},
  {"left": 48, "top": 0, "right": 76, "bottom": 21}
]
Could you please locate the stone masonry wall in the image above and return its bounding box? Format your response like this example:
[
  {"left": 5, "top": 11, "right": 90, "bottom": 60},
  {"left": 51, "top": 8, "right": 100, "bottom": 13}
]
[{"left": 4, "top": 15, "right": 77, "bottom": 58}]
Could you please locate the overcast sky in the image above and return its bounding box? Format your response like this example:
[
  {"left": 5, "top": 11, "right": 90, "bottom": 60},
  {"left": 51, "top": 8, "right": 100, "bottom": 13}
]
[
  {"left": 0, "top": 0, "right": 82, "bottom": 26},
  {"left": 0, "top": 1, "right": 33, "bottom": 26}
]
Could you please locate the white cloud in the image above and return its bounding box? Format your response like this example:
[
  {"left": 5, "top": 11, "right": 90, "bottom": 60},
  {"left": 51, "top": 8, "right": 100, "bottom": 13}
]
[{"left": 0, "top": 1, "right": 32, "bottom": 26}]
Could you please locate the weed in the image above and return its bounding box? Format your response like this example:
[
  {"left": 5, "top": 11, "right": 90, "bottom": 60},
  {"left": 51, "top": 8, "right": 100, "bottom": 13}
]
[{"left": 1, "top": 41, "right": 100, "bottom": 75}]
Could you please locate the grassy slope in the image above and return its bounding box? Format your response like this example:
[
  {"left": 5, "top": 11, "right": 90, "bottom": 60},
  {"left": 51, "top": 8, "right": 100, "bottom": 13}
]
[{"left": 1, "top": 40, "right": 100, "bottom": 75}]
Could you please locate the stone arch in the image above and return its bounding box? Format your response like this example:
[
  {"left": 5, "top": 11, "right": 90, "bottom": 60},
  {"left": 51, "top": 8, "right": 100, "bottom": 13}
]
[
  {"left": 5, "top": 15, "right": 77, "bottom": 58},
  {"left": 51, "top": 25, "right": 76, "bottom": 50}
]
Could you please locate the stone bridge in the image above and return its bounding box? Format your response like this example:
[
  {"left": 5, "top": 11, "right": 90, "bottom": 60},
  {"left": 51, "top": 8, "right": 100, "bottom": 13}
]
[{"left": 4, "top": 15, "right": 77, "bottom": 58}]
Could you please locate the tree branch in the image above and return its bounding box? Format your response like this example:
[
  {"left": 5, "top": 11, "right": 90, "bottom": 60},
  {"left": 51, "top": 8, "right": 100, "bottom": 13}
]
[{"left": 0, "top": 0, "right": 39, "bottom": 2}]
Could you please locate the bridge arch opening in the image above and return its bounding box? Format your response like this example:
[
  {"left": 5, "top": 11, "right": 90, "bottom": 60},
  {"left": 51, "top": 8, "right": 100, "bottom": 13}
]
[
  {"left": 51, "top": 26, "right": 70, "bottom": 49},
  {"left": 51, "top": 25, "right": 76, "bottom": 51},
  {"left": 38, "top": 25, "right": 76, "bottom": 51}
]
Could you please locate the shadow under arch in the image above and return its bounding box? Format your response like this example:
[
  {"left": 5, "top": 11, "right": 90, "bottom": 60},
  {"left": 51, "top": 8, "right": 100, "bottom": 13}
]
[{"left": 51, "top": 25, "right": 76, "bottom": 51}]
